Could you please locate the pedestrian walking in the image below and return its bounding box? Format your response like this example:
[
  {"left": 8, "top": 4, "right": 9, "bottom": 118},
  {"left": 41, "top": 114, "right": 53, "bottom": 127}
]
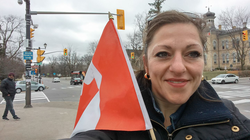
[{"left": 1, "top": 72, "right": 20, "bottom": 120}]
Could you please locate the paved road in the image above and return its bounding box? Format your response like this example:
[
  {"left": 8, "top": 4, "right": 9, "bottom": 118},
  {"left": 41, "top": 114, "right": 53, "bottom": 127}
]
[
  {"left": 209, "top": 77, "right": 250, "bottom": 118},
  {"left": 1, "top": 77, "right": 249, "bottom": 118}
]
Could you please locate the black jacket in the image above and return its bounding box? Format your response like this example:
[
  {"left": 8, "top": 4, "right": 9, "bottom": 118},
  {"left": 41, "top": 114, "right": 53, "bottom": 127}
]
[
  {"left": 65, "top": 80, "right": 250, "bottom": 140},
  {"left": 0, "top": 78, "right": 16, "bottom": 97}
]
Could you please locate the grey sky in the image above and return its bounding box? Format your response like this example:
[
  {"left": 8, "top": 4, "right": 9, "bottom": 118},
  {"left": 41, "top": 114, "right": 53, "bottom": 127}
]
[{"left": 1, "top": 0, "right": 249, "bottom": 63}]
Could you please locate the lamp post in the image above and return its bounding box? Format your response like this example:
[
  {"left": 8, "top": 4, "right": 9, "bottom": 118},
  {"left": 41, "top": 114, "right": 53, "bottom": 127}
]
[
  {"left": 38, "top": 43, "right": 47, "bottom": 83},
  {"left": 18, "top": 0, "right": 32, "bottom": 108}
]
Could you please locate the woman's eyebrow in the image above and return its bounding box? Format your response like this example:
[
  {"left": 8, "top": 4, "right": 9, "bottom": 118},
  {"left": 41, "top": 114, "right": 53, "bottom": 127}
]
[
  {"left": 186, "top": 44, "right": 202, "bottom": 49},
  {"left": 155, "top": 45, "right": 172, "bottom": 50}
]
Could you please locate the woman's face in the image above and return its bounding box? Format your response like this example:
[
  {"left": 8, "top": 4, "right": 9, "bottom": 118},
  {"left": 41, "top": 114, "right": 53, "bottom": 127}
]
[{"left": 143, "top": 23, "right": 204, "bottom": 105}]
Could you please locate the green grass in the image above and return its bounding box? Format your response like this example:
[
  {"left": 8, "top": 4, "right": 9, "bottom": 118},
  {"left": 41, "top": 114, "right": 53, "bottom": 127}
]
[{"left": 203, "top": 71, "right": 227, "bottom": 80}]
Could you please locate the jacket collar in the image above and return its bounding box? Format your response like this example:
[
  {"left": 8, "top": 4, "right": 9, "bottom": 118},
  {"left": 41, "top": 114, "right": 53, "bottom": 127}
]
[
  {"left": 141, "top": 80, "right": 232, "bottom": 129},
  {"left": 7, "top": 78, "right": 13, "bottom": 81}
]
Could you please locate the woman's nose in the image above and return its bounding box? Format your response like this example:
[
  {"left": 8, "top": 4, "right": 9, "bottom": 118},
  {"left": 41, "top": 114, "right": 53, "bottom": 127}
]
[{"left": 169, "top": 53, "right": 186, "bottom": 74}]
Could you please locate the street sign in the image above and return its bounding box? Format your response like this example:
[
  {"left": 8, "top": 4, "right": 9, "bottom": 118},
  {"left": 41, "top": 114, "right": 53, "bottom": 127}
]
[
  {"left": 23, "top": 51, "right": 33, "bottom": 60},
  {"left": 31, "top": 65, "right": 38, "bottom": 69},
  {"left": 53, "top": 73, "right": 56, "bottom": 76},
  {"left": 31, "top": 71, "right": 35, "bottom": 75},
  {"left": 37, "top": 62, "right": 42, "bottom": 65}
]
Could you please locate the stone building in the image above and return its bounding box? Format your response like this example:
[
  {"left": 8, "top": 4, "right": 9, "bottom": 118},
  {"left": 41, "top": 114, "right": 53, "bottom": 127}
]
[{"left": 203, "top": 9, "right": 250, "bottom": 71}]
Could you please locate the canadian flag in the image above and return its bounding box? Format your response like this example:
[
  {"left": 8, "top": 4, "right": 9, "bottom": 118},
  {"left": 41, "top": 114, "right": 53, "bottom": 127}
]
[{"left": 71, "top": 19, "right": 152, "bottom": 137}]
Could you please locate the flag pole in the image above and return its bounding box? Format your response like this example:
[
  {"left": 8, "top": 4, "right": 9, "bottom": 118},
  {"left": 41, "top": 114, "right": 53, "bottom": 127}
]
[
  {"left": 149, "top": 129, "right": 156, "bottom": 140},
  {"left": 108, "top": 11, "right": 114, "bottom": 20}
]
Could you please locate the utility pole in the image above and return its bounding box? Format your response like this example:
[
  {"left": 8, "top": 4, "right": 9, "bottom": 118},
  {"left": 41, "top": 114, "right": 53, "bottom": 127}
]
[{"left": 24, "top": 0, "right": 32, "bottom": 108}]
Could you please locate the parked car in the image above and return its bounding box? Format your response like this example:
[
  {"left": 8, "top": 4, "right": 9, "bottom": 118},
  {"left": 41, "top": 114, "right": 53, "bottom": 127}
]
[
  {"left": 15, "top": 81, "right": 45, "bottom": 93},
  {"left": 52, "top": 77, "right": 60, "bottom": 83},
  {"left": 211, "top": 74, "right": 239, "bottom": 84},
  {"left": 70, "top": 77, "right": 82, "bottom": 85}
]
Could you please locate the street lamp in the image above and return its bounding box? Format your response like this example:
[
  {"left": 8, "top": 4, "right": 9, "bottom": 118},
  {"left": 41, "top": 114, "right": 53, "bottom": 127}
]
[
  {"left": 44, "top": 43, "right": 47, "bottom": 49},
  {"left": 17, "top": 0, "right": 23, "bottom": 5}
]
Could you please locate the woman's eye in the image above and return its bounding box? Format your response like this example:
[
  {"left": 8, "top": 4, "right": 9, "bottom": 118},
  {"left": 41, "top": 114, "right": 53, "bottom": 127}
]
[
  {"left": 156, "top": 52, "right": 169, "bottom": 58},
  {"left": 188, "top": 51, "right": 201, "bottom": 58}
]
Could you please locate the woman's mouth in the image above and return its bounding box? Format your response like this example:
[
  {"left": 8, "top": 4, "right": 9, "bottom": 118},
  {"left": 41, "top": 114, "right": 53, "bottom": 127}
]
[{"left": 166, "top": 79, "right": 188, "bottom": 87}]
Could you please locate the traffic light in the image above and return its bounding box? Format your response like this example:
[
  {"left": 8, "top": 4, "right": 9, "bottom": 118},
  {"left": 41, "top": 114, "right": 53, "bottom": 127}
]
[
  {"left": 117, "top": 9, "right": 125, "bottom": 30},
  {"left": 37, "top": 49, "right": 45, "bottom": 63},
  {"left": 242, "top": 30, "right": 248, "bottom": 41},
  {"left": 30, "top": 28, "right": 35, "bottom": 38},
  {"left": 35, "top": 69, "right": 38, "bottom": 74},
  {"left": 64, "top": 48, "right": 68, "bottom": 56},
  {"left": 131, "top": 52, "right": 134, "bottom": 59}
]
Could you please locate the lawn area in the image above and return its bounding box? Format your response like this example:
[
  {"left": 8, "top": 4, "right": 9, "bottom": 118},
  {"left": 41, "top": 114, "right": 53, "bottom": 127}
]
[
  {"left": 203, "top": 70, "right": 250, "bottom": 80},
  {"left": 203, "top": 71, "right": 226, "bottom": 80}
]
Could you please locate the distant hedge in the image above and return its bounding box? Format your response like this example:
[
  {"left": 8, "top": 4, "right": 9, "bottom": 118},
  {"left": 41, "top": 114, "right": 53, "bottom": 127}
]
[{"left": 203, "top": 70, "right": 250, "bottom": 80}]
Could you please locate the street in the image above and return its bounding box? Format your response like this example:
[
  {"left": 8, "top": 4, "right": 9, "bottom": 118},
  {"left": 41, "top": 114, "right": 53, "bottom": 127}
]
[
  {"left": 0, "top": 77, "right": 249, "bottom": 140},
  {"left": 209, "top": 77, "right": 250, "bottom": 118},
  {"left": 0, "top": 77, "right": 250, "bottom": 118}
]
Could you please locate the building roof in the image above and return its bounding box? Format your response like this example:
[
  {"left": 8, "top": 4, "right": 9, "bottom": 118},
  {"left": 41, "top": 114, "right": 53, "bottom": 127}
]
[{"left": 204, "top": 8, "right": 215, "bottom": 17}]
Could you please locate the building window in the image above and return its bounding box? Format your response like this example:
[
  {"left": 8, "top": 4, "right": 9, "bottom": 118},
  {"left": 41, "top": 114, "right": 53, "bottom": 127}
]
[
  {"left": 226, "top": 40, "right": 229, "bottom": 49},
  {"left": 213, "top": 40, "right": 217, "bottom": 50},
  {"left": 222, "top": 41, "right": 225, "bottom": 49},
  {"left": 249, "top": 37, "right": 250, "bottom": 48},
  {"left": 233, "top": 53, "right": 236, "bottom": 63},
  {"left": 237, "top": 50, "right": 240, "bottom": 62},
  {"left": 226, "top": 53, "right": 229, "bottom": 63},
  {"left": 214, "top": 54, "right": 217, "bottom": 64},
  {"left": 237, "top": 56, "right": 240, "bottom": 62},
  {"left": 236, "top": 38, "right": 240, "bottom": 48},
  {"left": 232, "top": 39, "right": 235, "bottom": 48},
  {"left": 249, "top": 51, "right": 250, "bottom": 62},
  {"left": 204, "top": 43, "right": 207, "bottom": 52},
  {"left": 222, "top": 54, "right": 225, "bottom": 63},
  {"left": 204, "top": 53, "right": 207, "bottom": 65}
]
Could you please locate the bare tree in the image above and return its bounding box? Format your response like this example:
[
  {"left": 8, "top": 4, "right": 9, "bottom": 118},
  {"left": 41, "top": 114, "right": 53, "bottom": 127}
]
[
  {"left": 148, "top": 0, "right": 166, "bottom": 17},
  {"left": 0, "top": 15, "right": 24, "bottom": 59},
  {"left": 82, "top": 54, "right": 93, "bottom": 71},
  {"left": 88, "top": 40, "right": 98, "bottom": 55},
  {"left": 218, "top": 7, "right": 250, "bottom": 70},
  {"left": 126, "top": 12, "right": 149, "bottom": 70},
  {"left": 0, "top": 15, "right": 25, "bottom": 79}
]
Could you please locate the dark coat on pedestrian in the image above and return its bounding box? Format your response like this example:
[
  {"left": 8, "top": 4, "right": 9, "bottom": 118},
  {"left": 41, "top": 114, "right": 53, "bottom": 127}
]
[
  {"left": 65, "top": 80, "right": 250, "bottom": 140},
  {"left": 0, "top": 78, "right": 16, "bottom": 97}
]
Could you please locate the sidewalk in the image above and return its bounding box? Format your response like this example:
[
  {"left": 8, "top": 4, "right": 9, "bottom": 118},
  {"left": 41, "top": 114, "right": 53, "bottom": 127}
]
[{"left": 0, "top": 101, "right": 78, "bottom": 140}]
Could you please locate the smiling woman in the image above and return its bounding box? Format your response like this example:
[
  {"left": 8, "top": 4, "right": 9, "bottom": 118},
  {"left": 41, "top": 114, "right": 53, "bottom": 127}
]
[
  {"left": 66, "top": 10, "right": 250, "bottom": 140},
  {"left": 136, "top": 10, "right": 250, "bottom": 140}
]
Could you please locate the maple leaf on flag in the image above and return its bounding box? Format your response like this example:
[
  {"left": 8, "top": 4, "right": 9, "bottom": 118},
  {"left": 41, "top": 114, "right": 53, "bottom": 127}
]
[{"left": 71, "top": 19, "right": 152, "bottom": 137}]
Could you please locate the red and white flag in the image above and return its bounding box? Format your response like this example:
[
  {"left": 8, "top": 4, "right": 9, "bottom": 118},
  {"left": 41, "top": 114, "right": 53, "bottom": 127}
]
[{"left": 71, "top": 19, "right": 152, "bottom": 137}]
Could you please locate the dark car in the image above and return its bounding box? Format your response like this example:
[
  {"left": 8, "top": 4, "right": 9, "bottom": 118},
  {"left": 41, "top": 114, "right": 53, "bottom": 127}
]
[{"left": 70, "top": 77, "right": 82, "bottom": 85}]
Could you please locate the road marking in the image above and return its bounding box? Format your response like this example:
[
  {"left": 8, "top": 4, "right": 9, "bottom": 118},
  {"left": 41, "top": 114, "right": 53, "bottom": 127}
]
[
  {"left": 0, "top": 91, "right": 50, "bottom": 104},
  {"left": 233, "top": 99, "right": 250, "bottom": 105}
]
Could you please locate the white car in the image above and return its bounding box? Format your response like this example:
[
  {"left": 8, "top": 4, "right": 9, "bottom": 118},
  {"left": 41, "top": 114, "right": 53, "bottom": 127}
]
[
  {"left": 15, "top": 81, "right": 45, "bottom": 93},
  {"left": 52, "top": 77, "right": 60, "bottom": 83},
  {"left": 211, "top": 74, "right": 239, "bottom": 84}
]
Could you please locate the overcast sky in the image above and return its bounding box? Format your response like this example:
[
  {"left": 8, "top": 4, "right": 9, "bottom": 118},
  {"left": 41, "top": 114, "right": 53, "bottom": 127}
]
[{"left": 1, "top": 0, "right": 249, "bottom": 63}]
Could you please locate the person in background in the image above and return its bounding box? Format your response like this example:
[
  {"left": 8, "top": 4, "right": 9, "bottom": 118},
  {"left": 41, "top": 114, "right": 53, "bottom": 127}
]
[
  {"left": 1, "top": 72, "right": 20, "bottom": 120},
  {"left": 67, "top": 10, "right": 250, "bottom": 140}
]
